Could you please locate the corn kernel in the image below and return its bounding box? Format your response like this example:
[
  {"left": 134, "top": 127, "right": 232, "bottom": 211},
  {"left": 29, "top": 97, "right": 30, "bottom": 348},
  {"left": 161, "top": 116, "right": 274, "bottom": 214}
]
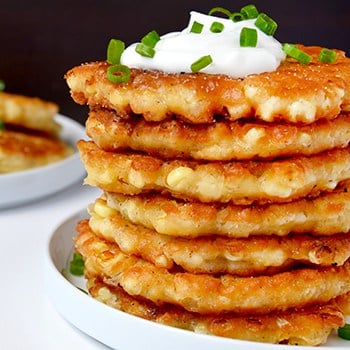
[
  {"left": 298, "top": 132, "right": 312, "bottom": 146},
  {"left": 94, "top": 200, "right": 116, "bottom": 218},
  {"left": 166, "top": 166, "right": 194, "bottom": 188},
  {"left": 243, "top": 127, "right": 265, "bottom": 144}
]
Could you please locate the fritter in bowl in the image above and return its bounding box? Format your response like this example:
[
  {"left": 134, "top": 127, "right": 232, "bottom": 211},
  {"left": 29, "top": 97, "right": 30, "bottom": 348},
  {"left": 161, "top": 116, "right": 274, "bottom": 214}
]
[
  {"left": 0, "top": 92, "right": 60, "bottom": 136},
  {"left": 0, "top": 127, "right": 73, "bottom": 173}
]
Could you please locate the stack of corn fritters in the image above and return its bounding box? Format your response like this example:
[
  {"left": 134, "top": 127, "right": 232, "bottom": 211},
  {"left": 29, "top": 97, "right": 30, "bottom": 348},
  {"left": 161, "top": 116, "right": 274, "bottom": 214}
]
[{"left": 66, "top": 45, "right": 350, "bottom": 346}]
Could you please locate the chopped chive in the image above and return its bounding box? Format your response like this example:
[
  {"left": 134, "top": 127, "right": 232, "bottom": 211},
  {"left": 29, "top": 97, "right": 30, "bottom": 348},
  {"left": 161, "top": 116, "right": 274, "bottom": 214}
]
[
  {"left": 210, "top": 21, "right": 224, "bottom": 33},
  {"left": 208, "top": 6, "right": 232, "bottom": 18},
  {"left": 135, "top": 43, "right": 155, "bottom": 58},
  {"left": 0, "top": 120, "right": 5, "bottom": 130},
  {"left": 107, "top": 64, "right": 131, "bottom": 84},
  {"left": 191, "top": 55, "right": 213, "bottom": 73},
  {"left": 230, "top": 12, "right": 244, "bottom": 22},
  {"left": 190, "top": 21, "right": 204, "bottom": 34},
  {"left": 282, "top": 43, "right": 312, "bottom": 65},
  {"left": 338, "top": 324, "right": 350, "bottom": 340},
  {"left": 240, "top": 4, "right": 259, "bottom": 19},
  {"left": 107, "top": 39, "right": 125, "bottom": 65},
  {"left": 0, "top": 80, "right": 4, "bottom": 91},
  {"left": 318, "top": 48, "right": 337, "bottom": 63},
  {"left": 255, "top": 13, "right": 277, "bottom": 36},
  {"left": 240, "top": 27, "right": 258, "bottom": 47},
  {"left": 141, "top": 30, "right": 160, "bottom": 49},
  {"left": 69, "top": 252, "right": 85, "bottom": 276}
]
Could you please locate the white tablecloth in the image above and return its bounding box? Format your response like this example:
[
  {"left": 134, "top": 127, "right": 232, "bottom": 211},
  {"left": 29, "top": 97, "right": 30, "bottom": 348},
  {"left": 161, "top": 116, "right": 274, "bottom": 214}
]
[{"left": 0, "top": 181, "right": 108, "bottom": 349}]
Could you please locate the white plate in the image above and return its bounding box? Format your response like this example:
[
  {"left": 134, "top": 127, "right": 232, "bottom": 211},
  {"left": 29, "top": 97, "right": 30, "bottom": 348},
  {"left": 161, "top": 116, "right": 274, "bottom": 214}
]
[
  {"left": 0, "top": 114, "right": 86, "bottom": 209},
  {"left": 45, "top": 209, "right": 350, "bottom": 350}
]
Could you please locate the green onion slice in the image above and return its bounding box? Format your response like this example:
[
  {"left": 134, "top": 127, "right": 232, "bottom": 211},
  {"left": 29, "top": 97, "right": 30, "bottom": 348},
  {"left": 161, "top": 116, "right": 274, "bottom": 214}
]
[
  {"left": 0, "top": 80, "right": 5, "bottom": 91},
  {"left": 191, "top": 55, "right": 213, "bottom": 73},
  {"left": 107, "top": 64, "right": 131, "bottom": 84},
  {"left": 210, "top": 21, "right": 224, "bottom": 33},
  {"left": 69, "top": 252, "right": 85, "bottom": 276},
  {"left": 255, "top": 13, "right": 277, "bottom": 36},
  {"left": 190, "top": 21, "right": 204, "bottom": 34},
  {"left": 141, "top": 30, "right": 160, "bottom": 48},
  {"left": 240, "top": 27, "right": 258, "bottom": 47},
  {"left": 0, "top": 120, "right": 5, "bottom": 130},
  {"left": 208, "top": 6, "right": 232, "bottom": 18},
  {"left": 282, "top": 43, "right": 312, "bottom": 65},
  {"left": 240, "top": 4, "right": 259, "bottom": 19},
  {"left": 230, "top": 12, "right": 244, "bottom": 22},
  {"left": 338, "top": 324, "right": 350, "bottom": 340},
  {"left": 135, "top": 43, "right": 155, "bottom": 58},
  {"left": 318, "top": 48, "right": 337, "bottom": 63},
  {"left": 107, "top": 39, "right": 125, "bottom": 64}
]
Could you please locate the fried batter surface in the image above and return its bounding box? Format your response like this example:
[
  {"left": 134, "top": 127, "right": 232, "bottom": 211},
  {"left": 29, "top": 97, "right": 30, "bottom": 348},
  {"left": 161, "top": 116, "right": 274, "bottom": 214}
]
[
  {"left": 76, "top": 220, "right": 350, "bottom": 315},
  {"left": 87, "top": 109, "right": 350, "bottom": 160},
  {"left": 0, "top": 128, "right": 73, "bottom": 173},
  {"left": 88, "top": 277, "right": 345, "bottom": 346},
  {"left": 78, "top": 140, "right": 350, "bottom": 204},
  {"left": 88, "top": 199, "right": 350, "bottom": 275},
  {"left": 336, "top": 292, "right": 350, "bottom": 315},
  {"left": 66, "top": 46, "right": 350, "bottom": 124},
  {"left": 0, "top": 92, "right": 60, "bottom": 136},
  {"left": 105, "top": 183, "right": 350, "bottom": 237}
]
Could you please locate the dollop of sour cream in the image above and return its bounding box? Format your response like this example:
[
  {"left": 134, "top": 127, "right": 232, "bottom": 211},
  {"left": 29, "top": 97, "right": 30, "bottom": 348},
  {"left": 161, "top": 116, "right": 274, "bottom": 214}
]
[{"left": 120, "top": 11, "right": 286, "bottom": 78}]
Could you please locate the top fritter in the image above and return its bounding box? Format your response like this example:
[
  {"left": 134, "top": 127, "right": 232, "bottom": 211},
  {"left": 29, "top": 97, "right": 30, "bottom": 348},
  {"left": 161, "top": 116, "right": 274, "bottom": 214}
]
[{"left": 65, "top": 9, "right": 350, "bottom": 124}]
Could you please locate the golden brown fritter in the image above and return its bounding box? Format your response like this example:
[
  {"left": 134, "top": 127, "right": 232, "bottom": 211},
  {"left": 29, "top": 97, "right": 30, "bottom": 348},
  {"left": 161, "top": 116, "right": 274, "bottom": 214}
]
[
  {"left": 87, "top": 108, "right": 350, "bottom": 160},
  {"left": 88, "top": 277, "right": 345, "bottom": 346},
  {"left": 336, "top": 292, "right": 350, "bottom": 315},
  {"left": 0, "top": 128, "right": 73, "bottom": 173},
  {"left": 105, "top": 183, "right": 350, "bottom": 237},
  {"left": 0, "top": 92, "right": 60, "bottom": 136},
  {"left": 75, "top": 220, "right": 350, "bottom": 315},
  {"left": 88, "top": 199, "right": 350, "bottom": 275},
  {"left": 78, "top": 140, "right": 350, "bottom": 204},
  {"left": 66, "top": 46, "right": 350, "bottom": 124}
]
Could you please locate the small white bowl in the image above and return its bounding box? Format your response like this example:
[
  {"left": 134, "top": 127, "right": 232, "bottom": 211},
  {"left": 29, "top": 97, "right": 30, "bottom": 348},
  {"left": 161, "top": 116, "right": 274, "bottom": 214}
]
[{"left": 0, "top": 114, "right": 86, "bottom": 209}]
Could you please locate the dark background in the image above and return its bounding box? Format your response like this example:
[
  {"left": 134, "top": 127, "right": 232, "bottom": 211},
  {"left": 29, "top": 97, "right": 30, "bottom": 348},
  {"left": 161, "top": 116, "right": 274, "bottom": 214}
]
[{"left": 1, "top": 0, "right": 349, "bottom": 124}]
